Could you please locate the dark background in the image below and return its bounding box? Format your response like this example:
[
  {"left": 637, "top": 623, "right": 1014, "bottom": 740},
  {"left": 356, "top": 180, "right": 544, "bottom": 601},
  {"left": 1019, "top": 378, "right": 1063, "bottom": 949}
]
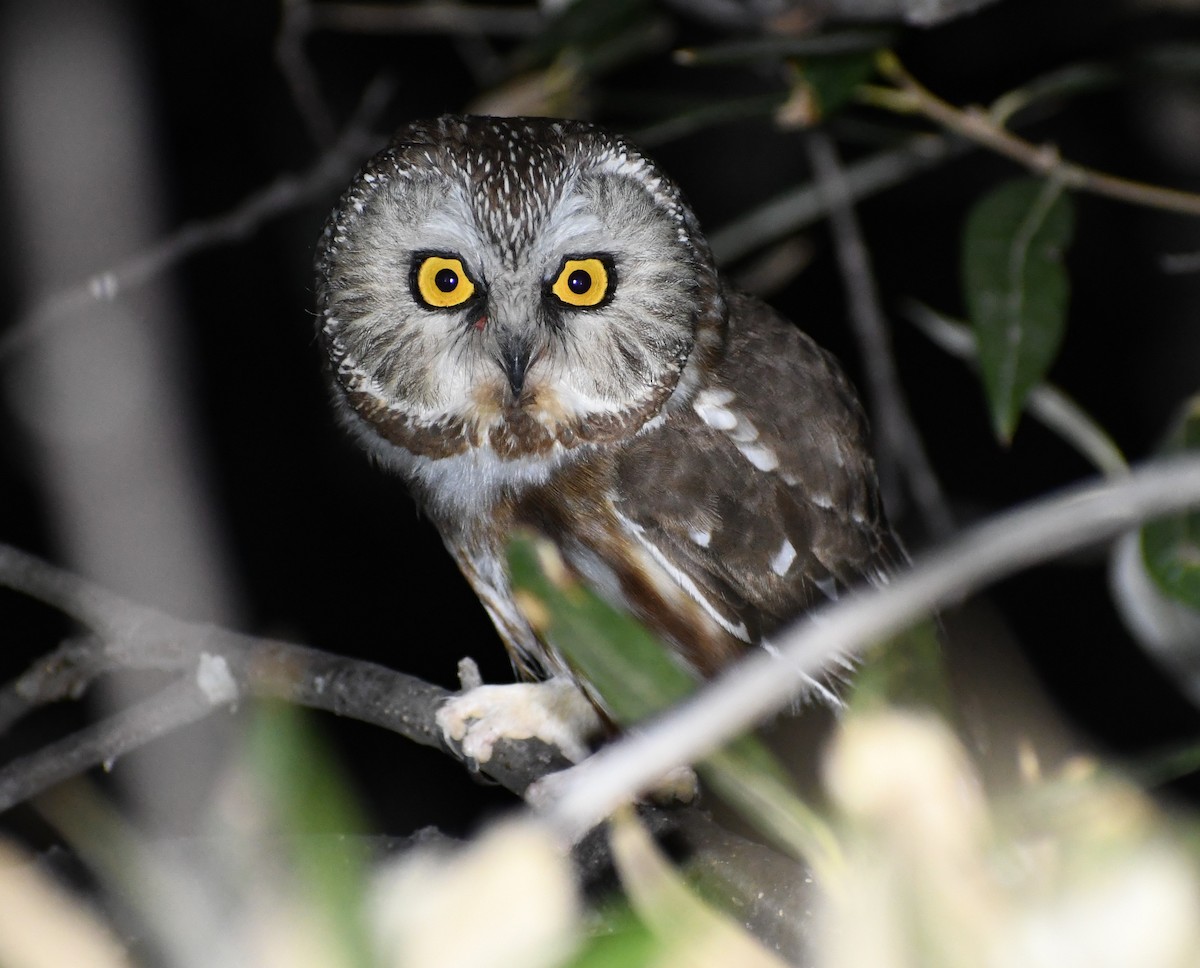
[{"left": 1, "top": 0, "right": 1198, "bottom": 839}]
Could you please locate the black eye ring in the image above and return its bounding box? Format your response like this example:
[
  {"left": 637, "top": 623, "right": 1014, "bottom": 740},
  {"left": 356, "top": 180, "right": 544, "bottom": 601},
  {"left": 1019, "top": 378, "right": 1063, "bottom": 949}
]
[
  {"left": 410, "top": 251, "right": 478, "bottom": 309},
  {"left": 547, "top": 254, "right": 616, "bottom": 309}
]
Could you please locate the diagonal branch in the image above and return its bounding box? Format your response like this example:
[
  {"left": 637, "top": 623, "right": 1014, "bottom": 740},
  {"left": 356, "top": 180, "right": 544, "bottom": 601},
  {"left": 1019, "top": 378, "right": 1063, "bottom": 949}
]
[
  {"left": 533, "top": 456, "right": 1200, "bottom": 842},
  {"left": 0, "top": 76, "right": 392, "bottom": 360},
  {"left": 869, "top": 51, "right": 1200, "bottom": 218},
  {"left": 805, "top": 129, "right": 954, "bottom": 540}
]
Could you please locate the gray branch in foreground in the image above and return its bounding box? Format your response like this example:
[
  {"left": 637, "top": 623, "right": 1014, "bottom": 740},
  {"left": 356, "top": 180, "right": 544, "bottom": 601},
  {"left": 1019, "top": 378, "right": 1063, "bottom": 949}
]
[
  {"left": 534, "top": 456, "right": 1200, "bottom": 842},
  {"left": 0, "top": 542, "right": 812, "bottom": 963}
]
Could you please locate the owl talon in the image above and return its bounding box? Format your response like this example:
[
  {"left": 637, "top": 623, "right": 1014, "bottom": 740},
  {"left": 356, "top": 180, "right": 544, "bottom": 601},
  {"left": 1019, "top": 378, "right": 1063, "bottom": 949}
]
[{"left": 435, "top": 676, "right": 602, "bottom": 766}]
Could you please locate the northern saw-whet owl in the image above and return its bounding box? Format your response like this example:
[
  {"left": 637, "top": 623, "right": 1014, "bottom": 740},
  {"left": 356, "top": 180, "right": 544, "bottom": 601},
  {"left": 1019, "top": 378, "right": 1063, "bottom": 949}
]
[{"left": 315, "top": 116, "right": 894, "bottom": 762}]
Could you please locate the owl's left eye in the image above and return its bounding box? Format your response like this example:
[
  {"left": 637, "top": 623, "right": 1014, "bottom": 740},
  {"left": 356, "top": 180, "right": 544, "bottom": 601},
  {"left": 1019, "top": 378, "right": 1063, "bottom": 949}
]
[
  {"left": 413, "top": 254, "right": 476, "bottom": 308},
  {"left": 550, "top": 257, "right": 612, "bottom": 308}
]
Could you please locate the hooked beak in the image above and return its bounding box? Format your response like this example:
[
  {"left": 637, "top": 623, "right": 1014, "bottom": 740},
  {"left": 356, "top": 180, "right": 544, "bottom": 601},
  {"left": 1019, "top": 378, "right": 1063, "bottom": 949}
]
[{"left": 496, "top": 329, "right": 533, "bottom": 400}]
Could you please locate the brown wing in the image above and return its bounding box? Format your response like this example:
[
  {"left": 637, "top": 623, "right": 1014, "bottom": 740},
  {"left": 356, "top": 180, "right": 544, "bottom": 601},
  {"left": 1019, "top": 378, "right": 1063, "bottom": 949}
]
[{"left": 611, "top": 291, "right": 895, "bottom": 655}]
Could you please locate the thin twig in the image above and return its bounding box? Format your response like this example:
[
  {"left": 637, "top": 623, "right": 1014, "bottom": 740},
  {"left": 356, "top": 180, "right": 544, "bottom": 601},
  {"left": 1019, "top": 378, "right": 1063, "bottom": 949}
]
[
  {"left": 534, "top": 456, "right": 1200, "bottom": 842},
  {"left": 297, "top": 2, "right": 544, "bottom": 37},
  {"left": 0, "top": 676, "right": 221, "bottom": 814},
  {"left": 805, "top": 130, "right": 954, "bottom": 540},
  {"left": 0, "top": 76, "right": 392, "bottom": 360},
  {"left": 1162, "top": 251, "right": 1200, "bottom": 274},
  {"left": 708, "top": 132, "right": 967, "bottom": 265},
  {"left": 870, "top": 51, "right": 1200, "bottom": 218},
  {"left": 903, "top": 301, "right": 1129, "bottom": 478},
  {"left": 276, "top": 0, "right": 339, "bottom": 147}
]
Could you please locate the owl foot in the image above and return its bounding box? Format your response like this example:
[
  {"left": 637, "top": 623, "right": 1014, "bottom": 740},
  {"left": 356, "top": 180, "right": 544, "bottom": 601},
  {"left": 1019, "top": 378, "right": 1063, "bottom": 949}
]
[
  {"left": 647, "top": 764, "right": 699, "bottom": 805},
  {"left": 436, "top": 675, "right": 602, "bottom": 766}
]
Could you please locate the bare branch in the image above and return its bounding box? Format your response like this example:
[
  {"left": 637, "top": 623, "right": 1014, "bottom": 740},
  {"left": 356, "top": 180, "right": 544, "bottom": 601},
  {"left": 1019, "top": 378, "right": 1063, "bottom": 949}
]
[
  {"left": 0, "top": 540, "right": 566, "bottom": 812},
  {"left": 276, "top": 0, "right": 339, "bottom": 147},
  {"left": 295, "top": 2, "right": 544, "bottom": 38},
  {"left": 533, "top": 456, "right": 1200, "bottom": 842},
  {"left": 805, "top": 130, "right": 954, "bottom": 539},
  {"left": 708, "top": 133, "right": 966, "bottom": 265},
  {"left": 0, "top": 76, "right": 392, "bottom": 360},
  {"left": 870, "top": 51, "right": 1200, "bottom": 218},
  {"left": 0, "top": 675, "right": 219, "bottom": 814}
]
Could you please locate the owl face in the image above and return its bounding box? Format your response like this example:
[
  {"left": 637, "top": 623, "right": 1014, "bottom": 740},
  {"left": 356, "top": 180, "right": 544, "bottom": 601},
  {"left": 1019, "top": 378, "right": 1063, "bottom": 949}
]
[{"left": 317, "top": 117, "right": 725, "bottom": 503}]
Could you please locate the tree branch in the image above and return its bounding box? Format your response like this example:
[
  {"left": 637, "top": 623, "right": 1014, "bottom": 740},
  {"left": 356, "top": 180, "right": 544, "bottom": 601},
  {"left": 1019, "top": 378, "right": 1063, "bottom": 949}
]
[
  {"left": 708, "top": 132, "right": 967, "bottom": 265},
  {"left": 0, "top": 540, "right": 566, "bottom": 811},
  {"left": 869, "top": 51, "right": 1200, "bottom": 218},
  {"left": 0, "top": 76, "right": 392, "bottom": 360},
  {"left": 533, "top": 456, "right": 1200, "bottom": 842},
  {"left": 805, "top": 130, "right": 954, "bottom": 539},
  {"left": 0, "top": 541, "right": 814, "bottom": 961}
]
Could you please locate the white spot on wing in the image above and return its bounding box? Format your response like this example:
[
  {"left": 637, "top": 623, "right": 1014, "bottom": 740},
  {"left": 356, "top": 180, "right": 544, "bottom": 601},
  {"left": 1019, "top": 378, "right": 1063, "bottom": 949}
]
[
  {"left": 689, "top": 528, "right": 712, "bottom": 548},
  {"left": 770, "top": 539, "right": 796, "bottom": 577},
  {"left": 692, "top": 388, "right": 737, "bottom": 431},
  {"left": 738, "top": 442, "right": 779, "bottom": 472}
]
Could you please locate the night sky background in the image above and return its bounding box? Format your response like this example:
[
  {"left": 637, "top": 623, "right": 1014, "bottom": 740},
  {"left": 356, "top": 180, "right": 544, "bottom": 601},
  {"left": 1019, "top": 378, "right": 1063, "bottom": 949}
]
[{"left": 1, "top": 0, "right": 1198, "bottom": 843}]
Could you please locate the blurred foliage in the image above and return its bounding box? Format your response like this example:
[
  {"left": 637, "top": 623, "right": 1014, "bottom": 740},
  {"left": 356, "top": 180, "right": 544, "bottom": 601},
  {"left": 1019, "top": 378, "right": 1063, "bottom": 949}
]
[
  {"left": 508, "top": 535, "right": 842, "bottom": 876},
  {"left": 1142, "top": 395, "right": 1200, "bottom": 610}
]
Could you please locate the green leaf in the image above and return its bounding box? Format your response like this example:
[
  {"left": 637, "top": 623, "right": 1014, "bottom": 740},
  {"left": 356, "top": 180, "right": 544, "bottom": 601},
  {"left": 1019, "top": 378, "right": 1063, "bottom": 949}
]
[
  {"left": 846, "top": 618, "right": 951, "bottom": 717},
  {"left": 962, "top": 177, "right": 1075, "bottom": 442},
  {"left": 1141, "top": 395, "right": 1200, "bottom": 610},
  {"left": 788, "top": 51, "right": 880, "bottom": 123},
  {"left": 249, "top": 703, "right": 373, "bottom": 968},
  {"left": 507, "top": 535, "right": 842, "bottom": 877},
  {"left": 507, "top": 535, "right": 700, "bottom": 725},
  {"left": 566, "top": 905, "right": 662, "bottom": 968}
]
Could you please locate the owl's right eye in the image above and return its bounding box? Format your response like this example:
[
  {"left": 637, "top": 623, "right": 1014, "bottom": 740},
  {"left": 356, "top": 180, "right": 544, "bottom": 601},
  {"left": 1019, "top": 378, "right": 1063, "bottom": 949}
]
[{"left": 412, "top": 255, "right": 476, "bottom": 308}]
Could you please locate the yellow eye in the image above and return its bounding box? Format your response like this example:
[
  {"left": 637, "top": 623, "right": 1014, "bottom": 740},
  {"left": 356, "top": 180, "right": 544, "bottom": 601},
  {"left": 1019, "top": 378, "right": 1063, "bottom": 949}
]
[
  {"left": 551, "top": 257, "right": 609, "bottom": 308},
  {"left": 414, "top": 255, "right": 475, "bottom": 308}
]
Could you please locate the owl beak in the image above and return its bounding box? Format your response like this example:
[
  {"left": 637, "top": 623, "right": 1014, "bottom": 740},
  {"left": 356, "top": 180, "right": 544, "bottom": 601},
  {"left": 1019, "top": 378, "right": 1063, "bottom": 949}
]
[{"left": 496, "top": 330, "right": 533, "bottom": 400}]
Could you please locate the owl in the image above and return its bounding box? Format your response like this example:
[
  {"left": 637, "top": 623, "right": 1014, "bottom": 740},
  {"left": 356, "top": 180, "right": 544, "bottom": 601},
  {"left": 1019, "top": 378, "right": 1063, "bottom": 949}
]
[{"left": 315, "top": 116, "right": 894, "bottom": 764}]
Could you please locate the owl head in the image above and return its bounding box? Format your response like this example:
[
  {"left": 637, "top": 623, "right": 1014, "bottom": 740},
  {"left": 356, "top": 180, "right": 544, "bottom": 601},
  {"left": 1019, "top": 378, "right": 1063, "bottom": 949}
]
[{"left": 316, "top": 116, "right": 727, "bottom": 508}]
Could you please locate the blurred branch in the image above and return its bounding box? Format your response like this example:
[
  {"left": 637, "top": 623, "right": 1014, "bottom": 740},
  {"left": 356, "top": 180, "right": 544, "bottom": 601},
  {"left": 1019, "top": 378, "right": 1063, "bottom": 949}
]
[
  {"left": 806, "top": 130, "right": 954, "bottom": 539},
  {"left": 0, "top": 75, "right": 392, "bottom": 360},
  {"left": 673, "top": 29, "right": 894, "bottom": 66},
  {"left": 903, "top": 301, "right": 1129, "bottom": 477},
  {"left": 534, "top": 456, "right": 1200, "bottom": 842},
  {"left": 289, "top": 2, "right": 544, "bottom": 38},
  {"left": 868, "top": 51, "right": 1200, "bottom": 218},
  {"left": 633, "top": 93, "right": 786, "bottom": 148},
  {"left": 276, "top": 0, "right": 339, "bottom": 147},
  {"left": 708, "top": 132, "right": 966, "bottom": 264},
  {"left": 1162, "top": 250, "right": 1200, "bottom": 274}
]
